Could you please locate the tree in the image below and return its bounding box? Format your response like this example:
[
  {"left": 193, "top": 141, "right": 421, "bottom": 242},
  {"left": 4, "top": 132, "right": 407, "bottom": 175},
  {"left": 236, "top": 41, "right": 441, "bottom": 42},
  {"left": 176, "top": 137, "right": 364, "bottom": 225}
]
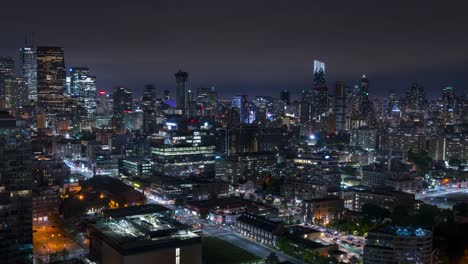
[
  {"left": 408, "top": 150, "right": 433, "bottom": 174},
  {"left": 265, "top": 252, "right": 280, "bottom": 264},
  {"left": 449, "top": 158, "right": 462, "bottom": 167},
  {"left": 362, "top": 203, "right": 391, "bottom": 221},
  {"left": 349, "top": 255, "right": 360, "bottom": 264}
]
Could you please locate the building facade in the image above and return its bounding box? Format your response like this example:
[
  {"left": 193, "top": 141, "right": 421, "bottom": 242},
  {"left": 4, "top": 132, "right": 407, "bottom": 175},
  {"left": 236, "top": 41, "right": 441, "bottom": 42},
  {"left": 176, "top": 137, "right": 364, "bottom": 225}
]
[{"left": 364, "top": 226, "right": 433, "bottom": 264}]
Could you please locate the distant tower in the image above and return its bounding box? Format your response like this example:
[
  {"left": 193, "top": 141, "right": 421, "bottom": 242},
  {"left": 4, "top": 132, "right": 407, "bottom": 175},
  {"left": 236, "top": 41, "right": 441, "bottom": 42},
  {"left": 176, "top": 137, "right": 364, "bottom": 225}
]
[
  {"left": 175, "top": 70, "right": 189, "bottom": 114},
  {"left": 313, "top": 60, "right": 328, "bottom": 119},
  {"left": 405, "top": 83, "right": 425, "bottom": 112},
  {"left": 112, "top": 86, "right": 132, "bottom": 133},
  {"left": 358, "top": 75, "right": 370, "bottom": 117},
  {"left": 280, "top": 90, "right": 290, "bottom": 105},
  {"left": 36, "top": 47, "right": 65, "bottom": 113},
  {"left": 141, "top": 84, "right": 157, "bottom": 134},
  {"left": 232, "top": 95, "right": 249, "bottom": 124},
  {"left": 4, "top": 77, "right": 28, "bottom": 112},
  {"left": 163, "top": 90, "right": 171, "bottom": 100},
  {"left": 0, "top": 57, "right": 15, "bottom": 100},
  {"left": 70, "top": 67, "right": 97, "bottom": 117},
  {"left": 20, "top": 47, "right": 37, "bottom": 102},
  {"left": 334, "top": 81, "right": 346, "bottom": 132}
]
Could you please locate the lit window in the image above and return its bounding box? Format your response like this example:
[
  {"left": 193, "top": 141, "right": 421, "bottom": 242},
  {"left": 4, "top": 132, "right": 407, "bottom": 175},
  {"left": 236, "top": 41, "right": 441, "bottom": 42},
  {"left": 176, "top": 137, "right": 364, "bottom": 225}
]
[{"left": 175, "top": 248, "right": 180, "bottom": 264}]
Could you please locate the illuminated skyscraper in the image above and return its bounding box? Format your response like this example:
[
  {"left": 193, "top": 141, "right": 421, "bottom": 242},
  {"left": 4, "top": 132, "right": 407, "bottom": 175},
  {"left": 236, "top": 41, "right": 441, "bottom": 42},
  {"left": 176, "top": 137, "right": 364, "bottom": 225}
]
[
  {"left": 175, "top": 70, "right": 189, "bottom": 114},
  {"left": 196, "top": 86, "right": 217, "bottom": 117},
  {"left": 334, "top": 81, "right": 346, "bottom": 132},
  {"left": 20, "top": 47, "right": 37, "bottom": 102},
  {"left": 4, "top": 77, "right": 28, "bottom": 112},
  {"left": 0, "top": 57, "right": 15, "bottom": 100},
  {"left": 69, "top": 67, "right": 97, "bottom": 117},
  {"left": 405, "top": 83, "right": 425, "bottom": 112},
  {"left": 112, "top": 86, "right": 132, "bottom": 133},
  {"left": 358, "top": 75, "right": 371, "bottom": 117},
  {"left": 232, "top": 95, "right": 249, "bottom": 124},
  {"left": 313, "top": 60, "right": 328, "bottom": 119},
  {"left": 36, "top": 47, "right": 65, "bottom": 113},
  {"left": 141, "top": 84, "right": 157, "bottom": 134}
]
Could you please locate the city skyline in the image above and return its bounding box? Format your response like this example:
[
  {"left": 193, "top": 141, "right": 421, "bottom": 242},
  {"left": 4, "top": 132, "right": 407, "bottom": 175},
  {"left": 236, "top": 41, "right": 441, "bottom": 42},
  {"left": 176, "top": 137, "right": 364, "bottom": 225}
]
[
  {"left": 0, "top": 1, "right": 467, "bottom": 264},
  {"left": 1, "top": 0, "right": 468, "bottom": 98}
]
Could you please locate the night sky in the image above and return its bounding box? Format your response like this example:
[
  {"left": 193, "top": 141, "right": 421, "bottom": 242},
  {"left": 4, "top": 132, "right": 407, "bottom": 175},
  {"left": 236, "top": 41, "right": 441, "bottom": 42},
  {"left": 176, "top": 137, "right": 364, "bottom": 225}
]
[{"left": 1, "top": 0, "right": 468, "bottom": 99}]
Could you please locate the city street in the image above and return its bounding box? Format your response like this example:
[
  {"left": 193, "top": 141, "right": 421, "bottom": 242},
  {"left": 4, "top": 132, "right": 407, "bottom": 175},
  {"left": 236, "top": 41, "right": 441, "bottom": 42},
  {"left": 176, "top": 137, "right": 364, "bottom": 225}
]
[{"left": 33, "top": 224, "right": 83, "bottom": 261}]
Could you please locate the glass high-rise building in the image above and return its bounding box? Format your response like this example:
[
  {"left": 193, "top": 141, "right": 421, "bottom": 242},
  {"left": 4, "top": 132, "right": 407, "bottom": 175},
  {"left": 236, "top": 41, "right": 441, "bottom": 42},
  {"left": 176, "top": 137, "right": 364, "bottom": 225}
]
[
  {"left": 36, "top": 47, "right": 65, "bottom": 113},
  {"left": 4, "top": 77, "right": 28, "bottom": 112},
  {"left": 70, "top": 67, "right": 97, "bottom": 117},
  {"left": 0, "top": 112, "right": 33, "bottom": 263},
  {"left": 112, "top": 86, "right": 132, "bottom": 133},
  {"left": 0, "top": 56, "right": 16, "bottom": 100},
  {"left": 334, "top": 81, "right": 346, "bottom": 132},
  {"left": 141, "top": 84, "right": 157, "bottom": 134},
  {"left": 232, "top": 95, "right": 249, "bottom": 124},
  {"left": 175, "top": 70, "right": 189, "bottom": 114},
  {"left": 20, "top": 47, "right": 37, "bottom": 102},
  {"left": 313, "top": 60, "right": 328, "bottom": 119}
]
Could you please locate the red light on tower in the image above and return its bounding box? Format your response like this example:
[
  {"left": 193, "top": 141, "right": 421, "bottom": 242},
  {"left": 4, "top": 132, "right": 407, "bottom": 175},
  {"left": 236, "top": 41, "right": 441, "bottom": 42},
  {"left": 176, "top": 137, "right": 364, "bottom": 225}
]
[{"left": 98, "top": 90, "right": 106, "bottom": 96}]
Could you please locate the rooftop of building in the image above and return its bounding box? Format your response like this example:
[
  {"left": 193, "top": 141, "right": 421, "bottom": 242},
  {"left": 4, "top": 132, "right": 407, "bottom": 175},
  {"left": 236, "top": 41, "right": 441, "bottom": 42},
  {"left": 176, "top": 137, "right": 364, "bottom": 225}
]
[
  {"left": 185, "top": 196, "right": 251, "bottom": 210},
  {"left": 237, "top": 213, "right": 280, "bottom": 232},
  {"left": 370, "top": 226, "right": 431, "bottom": 237},
  {"left": 303, "top": 195, "right": 342, "bottom": 203},
  {"left": 102, "top": 204, "right": 171, "bottom": 219},
  {"left": 344, "top": 185, "right": 415, "bottom": 198},
  {"left": 91, "top": 206, "right": 199, "bottom": 255}
]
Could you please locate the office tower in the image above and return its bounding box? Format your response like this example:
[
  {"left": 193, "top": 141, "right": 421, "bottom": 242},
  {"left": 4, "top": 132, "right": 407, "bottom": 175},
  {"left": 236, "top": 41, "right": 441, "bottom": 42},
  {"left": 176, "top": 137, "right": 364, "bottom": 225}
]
[
  {"left": 364, "top": 226, "right": 433, "bottom": 264},
  {"left": 163, "top": 90, "right": 171, "bottom": 100},
  {"left": 0, "top": 112, "right": 33, "bottom": 263},
  {"left": 150, "top": 130, "right": 216, "bottom": 177},
  {"left": 232, "top": 95, "right": 249, "bottom": 124},
  {"left": 4, "top": 77, "right": 28, "bottom": 112},
  {"left": 141, "top": 84, "right": 157, "bottom": 111},
  {"left": 358, "top": 75, "right": 371, "bottom": 117},
  {"left": 313, "top": 60, "right": 328, "bottom": 119},
  {"left": 442, "top": 86, "right": 455, "bottom": 111},
  {"left": 300, "top": 88, "right": 314, "bottom": 125},
  {"left": 334, "top": 81, "right": 346, "bottom": 132},
  {"left": 112, "top": 86, "right": 132, "bottom": 133},
  {"left": 70, "top": 67, "right": 97, "bottom": 117},
  {"left": 196, "top": 86, "right": 217, "bottom": 117},
  {"left": 228, "top": 107, "right": 240, "bottom": 127},
  {"left": 442, "top": 86, "right": 456, "bottom": 124},
  {"left": 255, "top": 106, "right": 267, "bottom": 124},
  {"left": 64, "top": 76, "right": 71, "bottom": 96},
  {"left": 36, "top": 47, "right": 66, "bottom": 113},
  {"left": 0, "top": 57, "right": 15, "bottom": 99},
  {"left": 20, "top": 47, "right": 37, "bottom": 102},
  {"left": 175, "top": 70, "right": 189, "bottom": 114},
  {"left": 405, "top": 83, "right": 425, "bottom": 112},
  {"left": 280, "top": 90, "right": 290, "bottom": 105},
  {"left": 141, "top": 84, "right": 157, "bottom": 134}
]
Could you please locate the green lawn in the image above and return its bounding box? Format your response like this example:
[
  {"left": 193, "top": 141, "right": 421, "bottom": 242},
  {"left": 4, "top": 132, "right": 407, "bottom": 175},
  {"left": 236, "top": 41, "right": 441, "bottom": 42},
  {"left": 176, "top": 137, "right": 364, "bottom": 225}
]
[{"left": 202, "top": 236, "right": 261, "bottom": 264}]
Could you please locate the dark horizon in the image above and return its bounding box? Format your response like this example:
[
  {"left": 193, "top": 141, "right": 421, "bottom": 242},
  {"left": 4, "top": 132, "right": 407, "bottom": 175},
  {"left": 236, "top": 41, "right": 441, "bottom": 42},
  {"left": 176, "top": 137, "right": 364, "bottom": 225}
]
[{"left": 1, "top": 0, "right": 468, "bottom": 99}]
